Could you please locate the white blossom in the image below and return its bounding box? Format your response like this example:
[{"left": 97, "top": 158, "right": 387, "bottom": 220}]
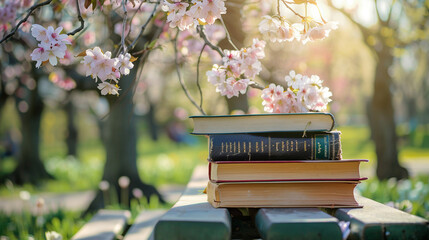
[{"left": 98, "top": 82, "right": 120, "bottom": 96}]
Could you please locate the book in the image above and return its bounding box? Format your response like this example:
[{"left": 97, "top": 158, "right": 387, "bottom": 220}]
[
  {"left": 208, "top": 131, "right": 342, "bottom": 161},
  {"left": 190, "top": 113, "right": 335, "bottom": 135},
  {"left": 208, "top": 159, "right": 368, "bottom": 182},
  {"left": 206, "top": 180, "right": 361, "bottom": 208}
]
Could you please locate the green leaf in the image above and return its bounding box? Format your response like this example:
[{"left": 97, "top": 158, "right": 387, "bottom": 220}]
[{"left": 148, "top": 39, "right": 157, "bottom": 49}]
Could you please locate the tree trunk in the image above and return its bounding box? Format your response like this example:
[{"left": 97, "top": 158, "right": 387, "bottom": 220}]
[
  {"left": 8, "top": 73, "right": 53, "bottom": 185},
  {"left": 65, "top": 95, "right": 78, "bottom": 156},
  {"left": 226, "top": 94, "right": 249, "bottom": 113},
  {"left": 0, "top": 82, "right": 7, "bottom": 115},
  {"left": 220, "top": 0, "right": 249, "bottom": 113},
  {"left": 146, "top": 100, "right": 159, "bottom": 141},
  {"left": 85, "top": 67, "right": 164, "bottom": 213},
  {"left": 367, "top": 49, "right": 408, "bottom": 180}
]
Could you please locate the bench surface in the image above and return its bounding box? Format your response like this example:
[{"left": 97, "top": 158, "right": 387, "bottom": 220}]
[
  {"left": 123, "top": 210, "right": 166, "bottom": 240},
  {"left": 71, "top": 209, "right": 130, "bottom": 240},
  {"left": 154, "top": 165, "right": 231, "bottom": 240},
  {"left": 73, "top": 166, "right": 429, "bottom": 240}
]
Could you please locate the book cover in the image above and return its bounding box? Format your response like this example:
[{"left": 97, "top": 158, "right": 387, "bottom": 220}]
[
  {"left": 208, "top": 131, "right": 341, "bottom": 161},
  {"left": 191, "top": 113, "right": 335, "bottom": 134},
  {"left": 207, "top": 180, "right": 361, "bottom": 208},
  {"left": 208, "top": 159, "right": 368, "bottom": 182}
]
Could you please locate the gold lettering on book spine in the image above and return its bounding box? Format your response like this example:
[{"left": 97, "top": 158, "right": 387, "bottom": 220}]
[
  {"left": 311, "top": 135, "right": 314, "bottom": 160},
  {"left": 238, "top": 141, "right": 241, "bottom": 153},
  {"left": 243, "top": 142, "right": 246, "bottom": 153},
  {"left": 261, "top": 141, "right": 264, "bottom": 152},
  {"left": 234, "top": 142, "right": 236, "bottom": 153},
  {"left": 275, "top": 142, "right": 280, "bottom": 151},
  {"left": 221, "top": 142, "right": 224, "bottom": 154},
  {"left": 281, "top": 141, "right": 285, "bottom": 151},
  {"left": 286, "top": 140, "right": 289, "bottom": 152},
  {"left": 268, "top": 137, "right": 271, "bottom": 157},
  {"left": 229, "top": 142, "right": 232, "bottom": 153},
  {"left": 256, "top": 142, "right": 259, "bottom": 152},
  {"left": 291, "top": 140, "right": 294, "bottom": 151},
  {"left": 296, "top": 140, "right": 299, "bottom": 152}
]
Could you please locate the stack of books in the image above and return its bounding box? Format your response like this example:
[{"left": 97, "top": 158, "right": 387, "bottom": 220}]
[{"left": 191, "top": 113, "right": 367, "bottom": 208}]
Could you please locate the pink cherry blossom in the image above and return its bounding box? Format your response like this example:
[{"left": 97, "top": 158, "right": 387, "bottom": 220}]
[
  {"left": 284, "top": 70, "right": 303, "bottom": 89},
  {"left": 162, "top": 0, "right": 226, "bottom": 30},
  {"left": 259, "top": 16, "right": 297, "bottom": 43},
  {"left": 200, "top": 0, "right": 226, "bottom": 25},
  {"left": 301, "top": 22, "right": 339, "bottom": 44},
  {"left": 98, "top": 82, "right": 120, "bottom": 96},
  {"left": 30, "top": 45, "right": 49, "bottom": 68},
  {"left": 31, "top": 24, "right": 49, "bottom": 42},
  {"left": 116, "top": 53, "right": 134, "bottom": 75},
  {"left": 79, "top": 47, "right": 136, "bottom": 95},
  {"left": 261, "top": 71, "right": 332, "bottom": 113},
  {"left": 30, "top": 24, "right": 71, "bottom": 68},
  {"left": 207, "top": 38, "right": 265, "bottom": 99}
]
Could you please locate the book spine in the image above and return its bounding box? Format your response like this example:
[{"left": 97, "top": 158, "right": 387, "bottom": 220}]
[{"left": 208, "top": 132, "right": 341, "bottom": 161}]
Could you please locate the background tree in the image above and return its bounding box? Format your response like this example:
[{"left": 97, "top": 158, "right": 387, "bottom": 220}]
[{"left": 327, "top": 0, "right": 429, "bottom": 179}]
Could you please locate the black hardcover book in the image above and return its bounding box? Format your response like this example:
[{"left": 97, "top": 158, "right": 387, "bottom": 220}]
[{"left": 208, "top": 131, "right": 341, "bottom": 161}]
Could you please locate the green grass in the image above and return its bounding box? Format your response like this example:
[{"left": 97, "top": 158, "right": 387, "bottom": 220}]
[
  {"left": 0, "top": 209, "right": 90, "bottom": 240},
  {"left": 0, "top": 194, "right": 171, "bottom": 239},
  {"left": 0, "top": 134, "right": 207, "bottom": 197}
]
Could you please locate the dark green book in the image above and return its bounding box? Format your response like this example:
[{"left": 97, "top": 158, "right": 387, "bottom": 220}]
[{"left": 208, "top": 131, "right": 342, "bottom": 161}]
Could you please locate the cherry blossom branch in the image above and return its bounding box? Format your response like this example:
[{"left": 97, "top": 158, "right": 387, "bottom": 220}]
[
  {"left": 277, "top": 0, "right": 281, "bottom": 15},
  {"left": 249, "top": 82, "right": 265, "bottom": 90},
  {"left": 121, "top": 0, "right": 129, "bottom": 53},
  {"left": 67, "top": 0, "right": 85, "bottom": 36},
  {"left": 220, "top": 16, "right": 238, "bottom": 51},
  {"left": 0, "top": 0, "right": 53, "bottom": 44},
  {"left": 314, "top": 3, "right": 327, "bottom": 24},
  {"left": 197, "top": 25, "right": 224, "bottom": 58},
  {"left": 128, "top": 0, "right": 160, "bottom": 51},
  {"left": 173, "top": 30, "right": 206, "bottom": 115},
  {"left": 129, "top": 0, "right": 146, "bottom": 24},
  {"left": 196, "top": 43, "right": 207, "bottom": 110},
  {"left": 280, "top": 0, "right": 304, "bottom": 19}
]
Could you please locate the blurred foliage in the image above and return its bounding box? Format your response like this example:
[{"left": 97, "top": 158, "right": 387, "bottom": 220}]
[{"left": 357, "top": 175, "right": 429, "bottom": 220}]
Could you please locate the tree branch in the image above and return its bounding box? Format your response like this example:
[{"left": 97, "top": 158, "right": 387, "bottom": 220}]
[
  {"left": 120, "top": 0, "right": 129, "bottom": 53},
  {"left": 374, "top": 0, "right": 387, "bottom": 26},
  {"left": 128, "top": 0, "right": 160, "bottom": 51},
  {"left": 67, "top": 0, "right": 85, "bottom": 36},
  {"left": 196, "top": 43, "right": 206, "bottom": 110},
  {"left": 173, "top": 30, "right": 206, "bottom": 115},
  {"left": 0, "top": 0, "right": 53, "bottom": 44},
  {"left": 249, "top": 82, "right": 265, "bottom": 90},
  {"left": 280, "top": 0, "right": 305, "bottom": 19},
  {"left": 197, "top": 25, "right": 224, "bottom": 58},
  {"left": 325, "top": 0, "right": 373, "bottom": 48},
  {"left": 386, "top": 0, "right": 397, "bottom": 25},
  {"left": 220, "top": 16, "right": 238, "bottom": 51}
]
